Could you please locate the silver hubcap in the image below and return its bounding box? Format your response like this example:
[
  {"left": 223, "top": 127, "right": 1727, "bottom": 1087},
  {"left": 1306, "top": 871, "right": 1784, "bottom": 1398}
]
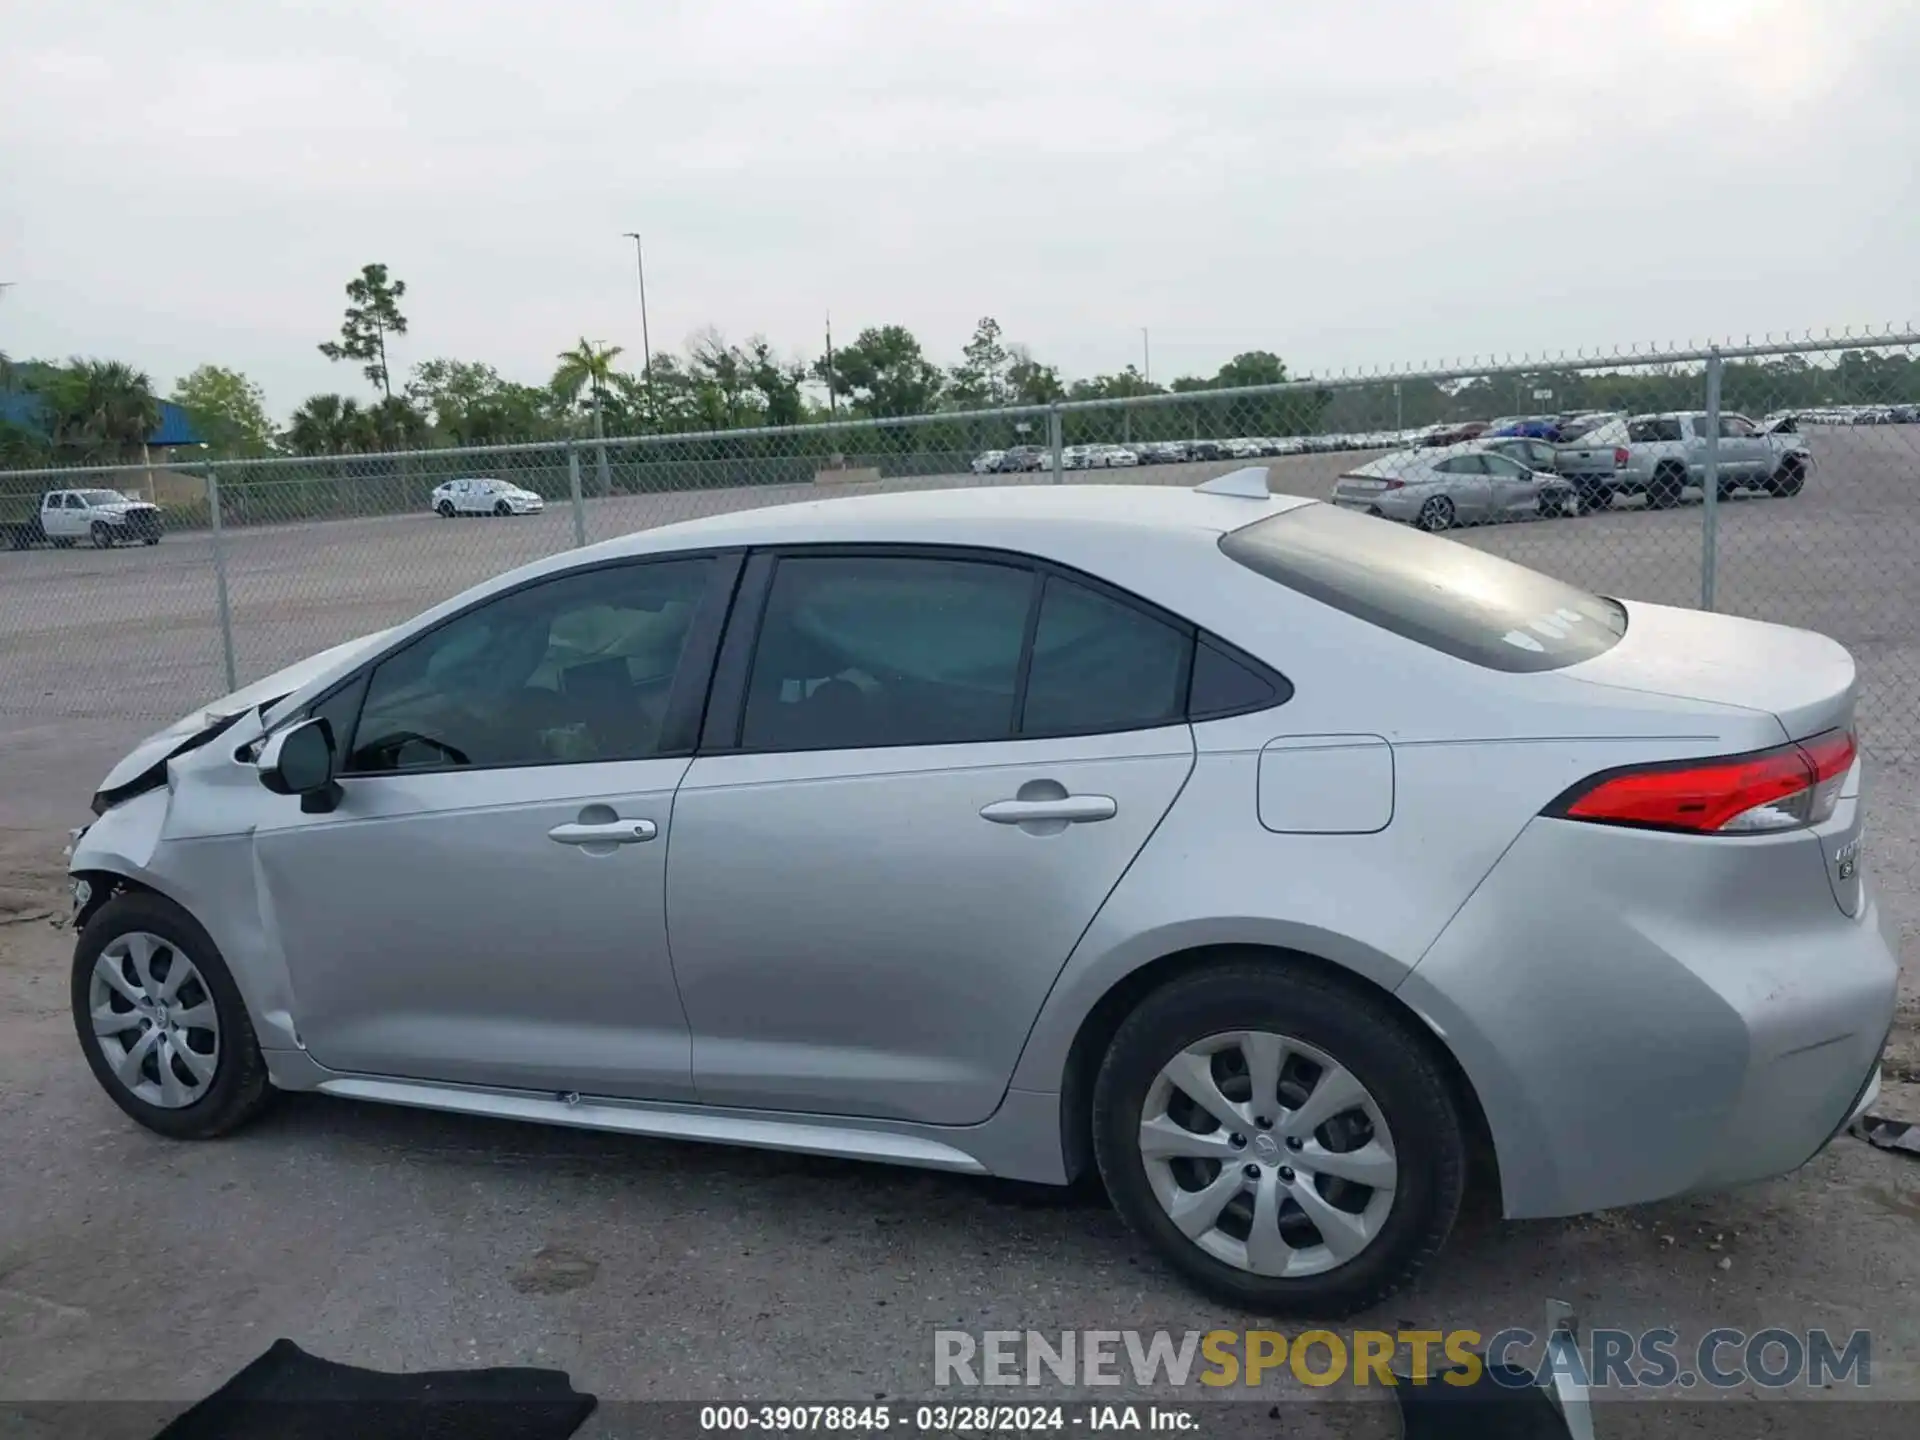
[
  {"left": 88, "top": 932, "right": 220, "bottom": 1109},
  {"left": 1138, "top": 1031, "right": 1396, "bottom": 1278}
]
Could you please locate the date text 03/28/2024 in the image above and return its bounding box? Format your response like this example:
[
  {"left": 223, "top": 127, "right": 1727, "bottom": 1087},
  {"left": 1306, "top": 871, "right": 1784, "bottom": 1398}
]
[{"left": 698, "top": 1404, "right": 1192, "bottom": 1431}]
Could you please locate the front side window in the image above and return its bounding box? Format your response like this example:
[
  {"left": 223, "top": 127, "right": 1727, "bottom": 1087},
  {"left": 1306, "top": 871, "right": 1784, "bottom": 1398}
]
[
  {"left": 344, "top": 558, "right": 712, "bottom": 772},
  {"left": 741, "top": 556, "right": 1034, "bottom": 751},
  {"left": 1718, "top": 415, "right": 1757, "bottom": 438},
  {"left": 1482, "top": 454, "right": 1532, "bottom": 479}
]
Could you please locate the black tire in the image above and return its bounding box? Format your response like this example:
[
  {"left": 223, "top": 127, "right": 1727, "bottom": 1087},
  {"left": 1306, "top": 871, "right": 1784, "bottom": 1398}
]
[
  {"left": 1416, "top": 496, "right": 1456, "bottom": 532},
  {"left": 1772, "top": 460, "right": 1806, "bottom": 497},
  {"left": 143, "top": 536, "right": 159, "bottom": 545},
  {"left": 1581, "top": 485, "right": 1611, "bottom": 514},
  {"left": 436, "top": 500, "right": 456, "bottom": 518},
  {"left": 1647, "top": 466, "right": 1685, "bottom": 509},
  {"left": 1091, "top": 958, "right": 1466, "bottom": 1318},
  {"left": 494, "top": 500, "right": 512, "bottom": 516},
  {"left": 90, "top": 521, "right": 114, "bottom": 548},
  {"left": 71, "top": 891, "right": 275, "bottom": 1141}
]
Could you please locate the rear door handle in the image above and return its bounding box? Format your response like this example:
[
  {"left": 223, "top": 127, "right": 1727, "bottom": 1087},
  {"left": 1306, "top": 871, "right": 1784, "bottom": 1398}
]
[
  {"left": 980, "top": 795, "right": 1117, "bottom": 825},
  {"left": 548, "top": 819, "right": 657, "bottom": 845}
]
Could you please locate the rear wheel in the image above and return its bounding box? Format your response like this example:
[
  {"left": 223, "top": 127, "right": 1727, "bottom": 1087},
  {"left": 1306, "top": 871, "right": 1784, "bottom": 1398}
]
[
  {"left": 1647, "top": 465, "right": 1686, "bottom": 509},
  {"left": 1092, "top": 959, "right": 1466, "bottom": 1317},
  {"left": 1416, "top": 496, "right": 1456, "bottom": 532},
  {"left": 71, "top": 891, "right": 275, "bottom": 1140}
]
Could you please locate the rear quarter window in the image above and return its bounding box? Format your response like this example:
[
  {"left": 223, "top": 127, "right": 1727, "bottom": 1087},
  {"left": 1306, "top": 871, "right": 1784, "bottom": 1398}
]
[{"left": 1218, "top": 504, "right": 1626, "bottom": 673}]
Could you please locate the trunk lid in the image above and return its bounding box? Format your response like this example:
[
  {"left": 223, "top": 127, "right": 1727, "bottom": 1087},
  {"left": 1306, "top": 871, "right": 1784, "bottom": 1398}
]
[{"left": 1568, "top": 599, "right": 1856, "bottom": 743}]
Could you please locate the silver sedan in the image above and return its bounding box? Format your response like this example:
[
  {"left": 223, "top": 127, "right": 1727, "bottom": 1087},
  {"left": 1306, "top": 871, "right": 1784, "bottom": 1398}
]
[
  {"left": 1331, "top": 442, "right": 1582, "bottom": 530},
  {"left": 67, "top": 473, "right": 1891, "bottom": 1317}
]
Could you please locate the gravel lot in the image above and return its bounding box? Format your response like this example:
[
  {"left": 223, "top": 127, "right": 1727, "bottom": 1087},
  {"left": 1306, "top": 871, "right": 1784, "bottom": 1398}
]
[{"left": 3, "top": 429, "right": 1920, "bottom": 1422}]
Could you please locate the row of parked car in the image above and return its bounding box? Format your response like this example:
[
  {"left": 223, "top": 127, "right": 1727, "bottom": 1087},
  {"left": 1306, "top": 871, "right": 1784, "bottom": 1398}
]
[
  {"left": 970, "top": 405, "right": 1823, "bottom": 533},
  {"left": 1335, "top": 410, "right": 1815, "bottom": 530}
]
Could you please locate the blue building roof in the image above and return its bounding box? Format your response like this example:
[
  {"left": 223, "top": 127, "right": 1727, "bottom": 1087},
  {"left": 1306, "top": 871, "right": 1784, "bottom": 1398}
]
[{"left": 0, "top": 392, "right": 204, "bottom": 448}]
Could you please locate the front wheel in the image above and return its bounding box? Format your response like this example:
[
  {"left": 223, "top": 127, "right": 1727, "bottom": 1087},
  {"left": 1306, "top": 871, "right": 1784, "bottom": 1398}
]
[
  {"left": 1416, "top": 496, "right": 1456, "bottom": 532},
  {"left": 494, "top": 501, "right": 512, "bottom": 517},
  {"left": 1772, "top": 462, "right": 1806, "bottom": 497},
  {"left": 71, "top": 891, "right": 275, "bottom": 1140},
  {"left": 90, "top": 521, "right": 114, "bottom": 548},
  {"left": 436, "top": 500, "right": 456, "bottom": 518},
  {"left": 1092, "top": 960, "right": 1466, "bottom": 1317}
]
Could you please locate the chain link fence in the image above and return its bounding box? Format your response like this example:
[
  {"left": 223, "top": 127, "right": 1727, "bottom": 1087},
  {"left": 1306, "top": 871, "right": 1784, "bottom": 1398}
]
[{"left": 4, "top": 333, "right": 1917, "bottom": 760}]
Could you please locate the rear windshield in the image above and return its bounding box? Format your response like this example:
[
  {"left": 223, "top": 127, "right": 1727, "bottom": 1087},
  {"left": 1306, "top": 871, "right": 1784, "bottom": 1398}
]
[{"left": 1219, "top": 505, "right": 1626, "bottom": 673}]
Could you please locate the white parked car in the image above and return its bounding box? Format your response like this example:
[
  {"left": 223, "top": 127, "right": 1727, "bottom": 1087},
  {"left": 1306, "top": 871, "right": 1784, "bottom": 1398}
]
[
  {"left": 36, "top": 488, "right": 165, "bottom": 548},
  {"left": 432, "top": 478, "right": 546, "bottom": 518},
  {"left": 970, "top": 450, "right": 1006, "bottom": 475}
]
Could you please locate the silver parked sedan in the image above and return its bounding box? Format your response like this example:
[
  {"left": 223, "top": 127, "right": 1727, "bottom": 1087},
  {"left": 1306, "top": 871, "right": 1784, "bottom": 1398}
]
[
  {"left": 1332, "top": 441, "right": 1582, "bottom": 530},
  {"left": 68, "top": 472, "right": 1892, "bottom": 1316}
]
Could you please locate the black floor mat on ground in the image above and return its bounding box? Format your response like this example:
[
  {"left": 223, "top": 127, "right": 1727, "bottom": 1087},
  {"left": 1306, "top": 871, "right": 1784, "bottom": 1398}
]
[
  {"left": 1393, "top": 1362, "right": 1575, "bottom": 1440},
  {"left": 154, "top": 1338, "right": 597, "bottom": 1440}
]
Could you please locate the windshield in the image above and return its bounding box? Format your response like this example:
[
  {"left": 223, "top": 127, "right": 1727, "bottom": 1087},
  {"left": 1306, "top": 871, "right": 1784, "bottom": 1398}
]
[
  {"left": 77, "top": 490, "right": 130, "bottom": 505},
  {"left": 1219, "top": 504, "right": 1626, "bottom": 672}
]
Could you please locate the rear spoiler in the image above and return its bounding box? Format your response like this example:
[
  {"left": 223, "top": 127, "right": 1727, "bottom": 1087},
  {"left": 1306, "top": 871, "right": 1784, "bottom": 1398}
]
[{"left": 1194, "top": 466, "right": 1273, "bottom": 498}]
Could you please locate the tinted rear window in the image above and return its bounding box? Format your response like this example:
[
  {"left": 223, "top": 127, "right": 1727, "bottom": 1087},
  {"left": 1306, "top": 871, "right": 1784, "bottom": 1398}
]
[{"left": 1218, "top": 505, "right": 1626, "bottom": 673}]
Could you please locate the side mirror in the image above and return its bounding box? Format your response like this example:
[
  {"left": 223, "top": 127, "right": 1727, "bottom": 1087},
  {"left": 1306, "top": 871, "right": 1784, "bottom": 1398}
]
[{"left": 257, "top": 717, "right": 341, "bottom": 814}]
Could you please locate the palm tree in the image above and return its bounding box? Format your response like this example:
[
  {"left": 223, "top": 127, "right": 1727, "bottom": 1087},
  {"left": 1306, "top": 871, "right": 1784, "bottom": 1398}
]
[
  {"left": 285, "top": 394, "right": 369, "bottom": 455},
  {"left": 551, "top": 338, "right": 624, "bottom": 416},
  {"left": 38, "top": 359, "right": 159, "bottom": 464},
  {"left": 552, "top": 339, "right": 624, "bottom": 495}
]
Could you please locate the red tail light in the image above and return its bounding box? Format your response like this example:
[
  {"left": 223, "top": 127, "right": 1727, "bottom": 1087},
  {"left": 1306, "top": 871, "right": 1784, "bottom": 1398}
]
[
  {"left": 1546, "top": 729, "right": 1856, "bottom": 835},
  {"left": 1613, "top": 447, "right": 1630, "bottom": 467},
  {"left": 1380, "top": 479, "right": 1405, "bottom": 490}
]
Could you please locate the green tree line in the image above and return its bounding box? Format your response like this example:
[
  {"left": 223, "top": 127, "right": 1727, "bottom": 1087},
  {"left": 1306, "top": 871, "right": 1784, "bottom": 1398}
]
[{"left": 4, "top": 260, "right": 1915, "bottom": 471}]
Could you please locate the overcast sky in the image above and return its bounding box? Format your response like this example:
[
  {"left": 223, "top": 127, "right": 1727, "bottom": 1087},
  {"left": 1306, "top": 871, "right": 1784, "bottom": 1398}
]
[{"left": 3, "top": 0, "right": 1917, "bottom": 419}]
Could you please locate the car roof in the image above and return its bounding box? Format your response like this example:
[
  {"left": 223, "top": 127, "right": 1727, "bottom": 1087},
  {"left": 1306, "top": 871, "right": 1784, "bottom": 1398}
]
[{"left": 569, "top": 482, "right": 1318, "bottom": 564}]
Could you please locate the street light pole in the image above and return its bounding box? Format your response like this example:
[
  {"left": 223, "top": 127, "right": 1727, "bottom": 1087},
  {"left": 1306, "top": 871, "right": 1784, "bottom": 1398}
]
[
  {"left": 1141, "top": 327, "right": 1150, "bottom": 385},
  {"left": 620, "top": 232, "right": 653, "bottom": 406}
]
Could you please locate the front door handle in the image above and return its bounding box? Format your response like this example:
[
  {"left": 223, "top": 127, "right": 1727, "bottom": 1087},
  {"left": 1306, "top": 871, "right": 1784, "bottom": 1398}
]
[
  {"left": 548, "top": 819, "right": 657, "bottom": 845},
  {"left": 980, "top": 795, "right": 1117, "bottom": 825}
]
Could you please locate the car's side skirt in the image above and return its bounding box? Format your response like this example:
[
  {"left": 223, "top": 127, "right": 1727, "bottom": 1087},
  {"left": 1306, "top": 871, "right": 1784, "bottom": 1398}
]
[{"left": 314, "top": 1074, "right": 992, "bottom": 1173}]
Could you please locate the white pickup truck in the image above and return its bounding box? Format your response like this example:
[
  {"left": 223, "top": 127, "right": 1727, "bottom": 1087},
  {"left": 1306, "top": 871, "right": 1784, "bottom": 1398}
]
[
  {"left": 1556, "top": 412, "right": 1811, "bottom": 510},
  {"left": 4, "top": 489, "right": 159, "bottom": 549}
]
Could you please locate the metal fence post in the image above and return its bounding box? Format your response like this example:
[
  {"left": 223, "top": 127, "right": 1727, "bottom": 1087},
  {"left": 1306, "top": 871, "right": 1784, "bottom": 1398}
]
[
  {"left": 206, "top": 464, "right": 238, "bottom": 692},
  {"left": 1701, "top": 349, "right": 1723, "bottom": 611},
  {"left": 1048, "top": 406, "right": 1064, "bottom": 484},
  {"left": 566, "top": 442, "right": 587, "bottom": 547}
]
